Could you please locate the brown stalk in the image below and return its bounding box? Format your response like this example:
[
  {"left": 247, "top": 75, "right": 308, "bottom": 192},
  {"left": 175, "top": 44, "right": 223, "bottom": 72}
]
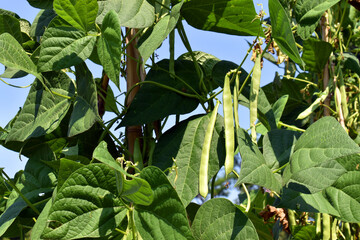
[
  {"left": 125, "top": 28, "right": 145, "bottom": 162},
  {"left": 321, "top": 12, "right": 331, "bottom": 117}
]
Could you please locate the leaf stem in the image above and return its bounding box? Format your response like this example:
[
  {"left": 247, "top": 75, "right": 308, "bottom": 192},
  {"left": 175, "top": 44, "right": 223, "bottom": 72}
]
[
  {"left": 1, "top": 170, "right": 40, "bottom": 215},
  {"left": 241, "top": 183, "right": 251, "bottom": 212},
  {"left": 278, "top": 121, "right": 305, "bottom": 132}
]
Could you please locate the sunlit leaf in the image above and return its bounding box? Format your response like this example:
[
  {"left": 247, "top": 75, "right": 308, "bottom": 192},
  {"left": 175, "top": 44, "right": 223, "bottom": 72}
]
[
  {"left": 38, "top": 26, "right": 96, "bottom": 72},
  {"left": 41, "top": 164, "right": 127, "bottom": 239},
  {"left": 53, "top": 0, "right": 98, "bottom": 32},
  {"left": 96, "top": 0, "right": 155, "bottom": 28},
  {"left": 97, "top": 10, "right": 122, "bottom": 88},
  {"left": 134, "top": 167, "right": 194, "bottom": 240}
]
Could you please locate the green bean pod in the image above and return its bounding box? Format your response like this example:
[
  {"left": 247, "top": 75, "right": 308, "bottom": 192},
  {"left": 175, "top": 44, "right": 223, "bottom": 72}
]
[
  {"left": 199, "top": 101, "right": 220, "bottom": 198},
  {"left": 250, "top": 55, "right": 261, "bottom": 143},
  {"left": 233, "top": 72, "right": 240, "bottom": 131},
  {"left": 223, "top": 73, "right": 235, "bottom": 176}
]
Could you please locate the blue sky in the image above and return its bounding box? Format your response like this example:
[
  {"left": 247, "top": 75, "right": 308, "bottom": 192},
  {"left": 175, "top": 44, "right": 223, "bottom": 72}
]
[{"left": 0, "top": 1, "right": 276, "bottom": 177}]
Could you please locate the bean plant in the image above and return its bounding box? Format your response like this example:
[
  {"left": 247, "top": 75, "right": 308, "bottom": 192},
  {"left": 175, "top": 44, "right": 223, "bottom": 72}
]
[{"left": 0, "top": 0, "right": 360, "bottom": 239}]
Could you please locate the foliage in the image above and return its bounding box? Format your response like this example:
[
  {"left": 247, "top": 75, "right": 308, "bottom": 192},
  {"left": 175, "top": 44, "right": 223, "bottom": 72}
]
[{"left": 0, "top": 0, "right": 360, "bottom": 239}]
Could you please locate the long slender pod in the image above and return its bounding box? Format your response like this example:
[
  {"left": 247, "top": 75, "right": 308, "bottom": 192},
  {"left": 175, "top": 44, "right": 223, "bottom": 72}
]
[
  {"left": 250, "top": 55, "right": 261, "bottom": 143},
  {"left": 223, "top": 73, "right": 235, "bottom": 176},
  {"left": 199, "top": 101, "right": 220, "bottom": 198}
]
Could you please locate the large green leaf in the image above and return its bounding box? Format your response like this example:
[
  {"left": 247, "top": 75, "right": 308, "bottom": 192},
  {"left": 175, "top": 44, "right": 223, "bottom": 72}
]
[
  {"left": 302, "top": 38, "right": 333, "bottom": 72},
  {"left": 277, "top": 188, "right": 339, "bottom": 216},
  {"left": 134, "top": 167, "right": 194, "bottom": 240},
  {"left": 153, "top": 114, "right": 225, "bottom": 206},
  {"left": 96, "top": 0, "right": 155, "bottom": 28},
  {"left": 68, "top": 63, "right": 100, "bottom": 137},
  {"left": 27, "top": 0, "right": 53, "bottom": 9},
  {"left": 294, "top": 0, "right": 340, "bottom": 40},
  {"left": 0, "top": 14, "right": 23, "bottom": 43},
  {"left": 0, "top": 157, "right": 56, "bottom": 236},
  {"left": 53, "top": 0, "right": 98, "bottom": 32},
  {"left": 262, "top": 129, "right": 301, "bottom": 170},
  {"left": 283, "top": 117, "right": 359, "bottom": 194},
  {"left": 37, "top": 26, "right": 96, "bottom": 72},
  {"left": 138, "top": 1, "right": 183, "bottom": 63},
  {"left": 41, "top": 164, "right": 127, "bottom": 239},
  {"left": 235, "top": 128, "right": 282, "bottom": 192},
  {"left": 6, "top": 71, "right": 75, "bottom": 142},
  {"left": 192, "top": 198, "right": 259, "bottom": 240},
  {"left": 97, "top": 10, "right": 122, "bottom": 88},
  {"left": 30, "top": 9, "right": 57, "bottom": 37},
  {"left": 120, "top": 60, "right": 201, "bottom": 126},
  {"left": 325, "top": 171, "right": 360, "bottom": 222},
  {"left": 0, "top": 33, "right": 39, "bottom": 78},
  {"left": 269, "top": 0, "right": 304, "bottom": 67},
  {"left": 181, "top": 0, "right": 262, "bottom": 37}
]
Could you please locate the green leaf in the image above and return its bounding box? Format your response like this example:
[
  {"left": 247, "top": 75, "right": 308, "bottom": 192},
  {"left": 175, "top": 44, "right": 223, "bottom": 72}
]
[
  {"left": 0, "top": 33, "right": 38, "bottom": 77},
  {"left": 37, "top": 26, "right": 96, "bottom": 72},
  {"left": 138, "top": 1, "right": 183, "bottom": 63},
  {"left": 181, "top": 0, "right": 262, "bottom": 37},
  {"left": 41, "top": 164, "right": 127, "bottom": 239},
  {"left": 235, "top": 128, "right": 282, "bottom": 192},
  {"left": 269, "top": 0, "right": 304, "bottom": 67},
  {"left": 97, "top": 10, "right": 122, "bottom": 88},
  {"left": 27, "top": 0, "right": 53, "bottom": 9},
  {"left": 0, "top": 158, "right": 56, "bottom": 236},
  {"left": 153, "top": 114, "right": 225, "bottom": 206},
  {"left": 96, "top": 0, "right": 155, "bottom": 28},
  {"left": 0, "top": 9, "right": 20, "bottom": 19},
  {"left": 31, "top": 200, "right": 52, "bottom": 240},
  {"left": 58, "top": 158, "right": 84, "bottom": 189},
  {"left": 68, "top": 63, "right": 100, "bottom": 137},
  {"left": 30, "top": 9, "right": 57, "bottom": 37},
  {"left": 0, "top": 14, "right": 23, "bottom": 43},
  {"left": 192, "top": 198, "right": 259, "bottom": 240},
  {"left": 302, "top": 38, "right": 333, "bottom": 72},
  {"left": 53, "top": 0, "right": 98, "bottom": 32},
  {"left": 122, "top": 178, "right": 154, "bottom": 206},
  {"left": 277, "top": 188, "right": 339, "bottom": 216},
  {"left": 325, "top": 171, "right": 360, "bottom": 222},
  {"left": 263, "top": 129, "right": 301, "bottom": 170},
  {"left": 294, "top": 0, "right": 340, "bottom": 40},
  {"left": 93, "top": 141, "right": 154, "bottom": 205},
  {"left": 135, "top": 166, "right": 194, "bottom": 240},
  {"left": 6, "top": 71, "right": 75, "bottom": 142},
  {"left": 0, "top": 67, "right": 28, "bottom": 79},
  {"left": 284, "top": 117, "right": 359, "bottom": 194},
  {"left": 120, "top": 60, "right": 201, "bottom": 127}
]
